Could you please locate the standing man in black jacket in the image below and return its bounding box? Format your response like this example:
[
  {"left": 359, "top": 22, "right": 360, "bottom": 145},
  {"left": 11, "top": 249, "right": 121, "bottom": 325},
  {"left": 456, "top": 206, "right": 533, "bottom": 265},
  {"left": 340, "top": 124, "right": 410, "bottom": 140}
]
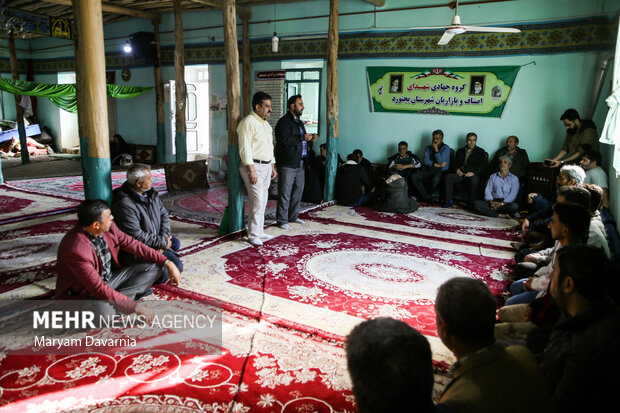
[
  {"left": 275, "top": 95, "right": 317, "bottom": 230},
  {"left": 441, "top": 132, "right": 488, "bottom": 209}
]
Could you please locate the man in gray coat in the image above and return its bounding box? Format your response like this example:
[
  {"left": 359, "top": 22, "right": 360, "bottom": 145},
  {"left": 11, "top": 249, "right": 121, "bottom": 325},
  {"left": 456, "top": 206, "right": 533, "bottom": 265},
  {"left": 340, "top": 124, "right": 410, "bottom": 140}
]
[{"left": 112, "top": 163, "right": 183, "bottom": 284}]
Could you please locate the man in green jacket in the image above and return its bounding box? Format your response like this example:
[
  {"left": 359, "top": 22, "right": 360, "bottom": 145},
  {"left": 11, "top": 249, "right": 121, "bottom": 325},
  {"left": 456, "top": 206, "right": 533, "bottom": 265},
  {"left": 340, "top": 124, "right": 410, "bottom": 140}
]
[{"left": 435, "top": 277, "right": 552, "bottom": 413}]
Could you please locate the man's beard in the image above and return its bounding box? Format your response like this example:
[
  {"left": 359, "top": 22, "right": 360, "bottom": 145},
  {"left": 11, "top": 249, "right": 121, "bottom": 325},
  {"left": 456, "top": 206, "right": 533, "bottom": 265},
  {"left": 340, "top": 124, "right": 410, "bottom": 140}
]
[
  {"left": 292, "top": 108, "right": 302, "bottom": 118},
  {"left": 567, "top": 126, "right": 578, "bottom": 134}
]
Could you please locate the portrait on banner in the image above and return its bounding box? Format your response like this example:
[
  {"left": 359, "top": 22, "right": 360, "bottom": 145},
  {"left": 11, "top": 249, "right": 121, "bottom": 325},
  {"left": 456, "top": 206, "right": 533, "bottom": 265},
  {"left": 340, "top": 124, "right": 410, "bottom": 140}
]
[
  {"left": 469, "top": 75, "right": 485, "bottom": 95},
  {"left": 389, "top": 74, "right": 403, "bottom": 93}
]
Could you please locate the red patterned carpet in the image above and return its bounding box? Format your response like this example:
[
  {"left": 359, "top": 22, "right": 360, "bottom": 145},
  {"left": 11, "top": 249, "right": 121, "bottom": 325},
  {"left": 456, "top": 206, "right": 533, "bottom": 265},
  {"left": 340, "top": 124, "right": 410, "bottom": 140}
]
[
  {"left": 5, "top": 169, "right": 169, "bottom": 201},
  {"left": 0, "top": 186, "right": 80, "bottom": 224},
  {"left": 0, "top": 197, "right": 518, "bottom": 411}
]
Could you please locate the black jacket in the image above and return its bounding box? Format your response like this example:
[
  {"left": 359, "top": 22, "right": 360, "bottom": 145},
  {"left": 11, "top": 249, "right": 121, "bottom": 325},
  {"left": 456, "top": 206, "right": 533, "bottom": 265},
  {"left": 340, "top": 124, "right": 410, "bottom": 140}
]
[
  {"left": 275, "top": 112, "right": 313, "bottom": 168},
  {"left": 452, "top": 146, "right": 488, "bottom": 176},
  {"left": 112, "top": 182, "right": 171, "bottom": 254},
  {"left": 489, "top": 147, "right": 530, "bottom": 179},
  {"left": 335, "top": 162, "right": 372, "bottom": 206},
  {"left": 375, "top": 177, "right": 418, "bottom": 213},
  {"left": 540, "top": 298, "right": 620, "bottom": 413}
]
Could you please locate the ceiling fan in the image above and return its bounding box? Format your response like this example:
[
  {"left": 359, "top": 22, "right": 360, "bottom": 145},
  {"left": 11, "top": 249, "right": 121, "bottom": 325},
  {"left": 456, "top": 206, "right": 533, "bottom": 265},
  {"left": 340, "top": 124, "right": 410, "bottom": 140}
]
[{"left": 417, "top": 0, "right": 521, "bottom": 45}]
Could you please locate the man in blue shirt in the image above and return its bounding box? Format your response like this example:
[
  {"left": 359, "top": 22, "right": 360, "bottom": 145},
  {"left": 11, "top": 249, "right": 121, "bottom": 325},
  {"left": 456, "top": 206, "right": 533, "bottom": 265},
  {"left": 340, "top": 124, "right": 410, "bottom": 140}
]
[
  {"left": 474, "top": 156, "right": 519, "bottom": 218},
  {"left": 411, "top": 129, "right": 451, "bottom": 203}
]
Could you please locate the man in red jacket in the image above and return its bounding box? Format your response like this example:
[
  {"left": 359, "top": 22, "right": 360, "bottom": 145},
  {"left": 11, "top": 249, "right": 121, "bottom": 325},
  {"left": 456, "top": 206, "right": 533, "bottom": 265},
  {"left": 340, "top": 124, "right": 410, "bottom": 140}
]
[{"left": 55, "top": 199, "right": 181, "bottom": 318}]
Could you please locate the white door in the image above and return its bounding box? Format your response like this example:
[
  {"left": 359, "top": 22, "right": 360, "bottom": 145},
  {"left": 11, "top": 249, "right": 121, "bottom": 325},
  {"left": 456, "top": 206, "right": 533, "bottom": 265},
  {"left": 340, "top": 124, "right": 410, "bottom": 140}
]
[{"left": 170, "top": 81, "right": 210, "bottom": 159}]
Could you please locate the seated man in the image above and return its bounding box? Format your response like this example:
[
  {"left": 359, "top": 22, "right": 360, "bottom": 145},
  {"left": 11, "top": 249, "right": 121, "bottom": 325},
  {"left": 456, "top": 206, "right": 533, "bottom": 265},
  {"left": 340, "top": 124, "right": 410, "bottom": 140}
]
[
  {"left": 507, "top": 202, "right": 590, "bottom": 306},
  {"left": 110, "top": 133, "right": 132, "bottom": 165},
  {"left": 474, "top": 156, "right": 519, "bottom": 218},
  {"left": 387, "top": 140, "right": 421, "bottom": 180},
  {"left": 545, "top": 108, "right": 598, "bottom": 167},
  {"left": 579, "top": 184, "right": 610, "bottom": 258},
  {"left": 353, "top": 148, "right": 374, "bottom": 189},
  {"left": 521, "top": 164, "right": 586, "bottom": 245},
  {"left": 346, "top": 317, "right": 445, "bottom": 413},
  {"left": 113, "top": 163, "right": 183, "bottom": 284},
  {"left": 55, "top": 199, "right": 181, "bottom": 317},
  {"left": 580, "top": 150, "right": 610, "bottom": 208},
  {"left": 335, "top": 153, "right": 374, "bottom": 206},
  {"left": 488, "top": 135, "right": 530, "bottom": 181},
  {"left": 441, "top": 132, "right": 487, "bottom": 209},
  {"left": 435, "top": 278, "right": 552, "bottom": 413},
  {"left": 516, "top": 185, "right": 609, "bottom": 271},
  {"left": 542, "top": 245, "right": 619, "bottom": 412},
  {"left": 411, "top": 129, "right": 451, "bottom": 203}
]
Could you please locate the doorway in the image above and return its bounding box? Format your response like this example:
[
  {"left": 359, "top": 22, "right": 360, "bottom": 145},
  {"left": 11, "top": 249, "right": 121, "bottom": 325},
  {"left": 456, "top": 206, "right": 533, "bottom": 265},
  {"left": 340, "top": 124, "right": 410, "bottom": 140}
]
[
  {"left": 58, "top": 72, "right": 79, "bottom": 151},
  {"left": 284, "top": 69, "right": 321, "bottom": 134},
  {"left": 170, "top": 65, "right": 210, "bottom": 161}
]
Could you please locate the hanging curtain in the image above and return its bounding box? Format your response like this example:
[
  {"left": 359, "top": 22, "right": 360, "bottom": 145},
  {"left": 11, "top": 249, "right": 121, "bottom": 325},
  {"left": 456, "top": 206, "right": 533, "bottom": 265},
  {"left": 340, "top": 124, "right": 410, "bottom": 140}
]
[
  {"left": 0, "top": 78, "right": 152, "bottom": 114},
  {"left": 600, "top": 14, "right": 620, "bottom": 175}
]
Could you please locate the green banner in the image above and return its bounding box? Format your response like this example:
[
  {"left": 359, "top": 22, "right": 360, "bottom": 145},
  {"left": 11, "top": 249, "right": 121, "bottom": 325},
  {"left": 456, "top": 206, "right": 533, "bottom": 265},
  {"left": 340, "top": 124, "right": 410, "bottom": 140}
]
[{"left": 367, "top": 66, "right": 520, "bottom": 117}]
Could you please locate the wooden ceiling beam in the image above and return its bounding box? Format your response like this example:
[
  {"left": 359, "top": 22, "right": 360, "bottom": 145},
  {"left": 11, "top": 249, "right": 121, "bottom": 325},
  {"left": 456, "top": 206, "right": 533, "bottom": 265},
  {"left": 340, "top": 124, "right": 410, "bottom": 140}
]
[
  {"left": 191, "top": 0, "right": 251, "bottom": 17},
  {"left": 41, "top": 0, "right": 160, "bottom": 19}
]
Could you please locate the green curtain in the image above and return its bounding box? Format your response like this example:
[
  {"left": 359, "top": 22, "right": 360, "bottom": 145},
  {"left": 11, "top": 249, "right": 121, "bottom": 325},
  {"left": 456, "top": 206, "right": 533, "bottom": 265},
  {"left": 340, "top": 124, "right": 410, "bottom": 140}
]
[{"left": 0, "top": 78, "right": 152, "bottom": 114}]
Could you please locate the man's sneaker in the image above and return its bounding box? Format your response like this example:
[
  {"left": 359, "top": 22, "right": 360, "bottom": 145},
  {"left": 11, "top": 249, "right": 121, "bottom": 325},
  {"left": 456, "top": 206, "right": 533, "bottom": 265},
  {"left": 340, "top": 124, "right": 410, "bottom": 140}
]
[
  {"left": 441, "top": 200, "right": 453, "bottom": 208},
  {"left": 260, "top": 233, "right": 274, "bottom": 240},
  {"left": 248, "top": 237, "right": 263, "bottom": 246},
  {"left": 279, "top": 223, "right": 291, "bottom": 230},
  {"left": 293, "top": 218, "right": 305, "bottom": 224}
]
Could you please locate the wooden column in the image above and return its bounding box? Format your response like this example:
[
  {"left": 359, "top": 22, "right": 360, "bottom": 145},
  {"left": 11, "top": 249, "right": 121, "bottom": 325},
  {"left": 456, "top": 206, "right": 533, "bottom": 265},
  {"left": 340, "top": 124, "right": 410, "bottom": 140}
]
[
  {"left": 72, "top": 0, "right": 112, "bottom": 203},
  {"left": 153, "top": 18, "right": 166, "bottom": 163},
  {"left": 222, "top": 0, "right": 243, "bottom": 232},
  {"left": 240, "top": 11, "right": 251, "bottom": 116},
  {"left": 173, "top": 0, "right": 187, "bottom": 162},
  {"left": 324, "top": 0, "right": 339, "bottom": 201},
  {"left": 8, "top": 33, "right": 29, "bottom": 165}
]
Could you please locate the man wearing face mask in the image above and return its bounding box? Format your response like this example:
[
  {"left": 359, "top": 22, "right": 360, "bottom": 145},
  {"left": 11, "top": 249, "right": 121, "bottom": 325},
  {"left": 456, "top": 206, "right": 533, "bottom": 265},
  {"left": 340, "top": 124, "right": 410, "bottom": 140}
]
[
  {"left": 238, "top": 91, "right": 278, "bottom": 247},
  {"left": 545, "top": 109, "right": 598, "bottom": 168},
  {"left": 275, "top": 94, "right": 317, "bottom": 230}
]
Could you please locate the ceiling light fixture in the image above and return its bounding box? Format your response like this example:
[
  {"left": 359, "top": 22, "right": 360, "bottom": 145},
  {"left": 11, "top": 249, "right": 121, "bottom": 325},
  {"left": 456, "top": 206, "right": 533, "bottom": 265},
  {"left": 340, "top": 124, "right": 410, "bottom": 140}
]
[
  {"left": 123, "top": 40, "right": 132, "bottom": 53},
  {"left": 271, "top": 0, "right": 279, "bottom": 53}
]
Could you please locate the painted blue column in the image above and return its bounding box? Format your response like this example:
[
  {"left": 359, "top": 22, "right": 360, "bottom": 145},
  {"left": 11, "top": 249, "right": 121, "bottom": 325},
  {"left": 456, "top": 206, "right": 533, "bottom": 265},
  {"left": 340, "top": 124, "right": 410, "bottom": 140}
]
[
  {"left": 80, "top": 137, "right": 112, "bottom": 204},
  {"left": 324, "top": 128, "right": 338, "bottom": 202},
  {"left": 227, "top": 143, "right": 244, "bottom": 232},
  {"left": 157, "top": 122, "right": 166, "bottom": 163},
  {"left": 17, "top": 119, "right": 29, "bottom": 164},
  {"left": 175, "top": 130, "right": 187, "bottom": 163}
]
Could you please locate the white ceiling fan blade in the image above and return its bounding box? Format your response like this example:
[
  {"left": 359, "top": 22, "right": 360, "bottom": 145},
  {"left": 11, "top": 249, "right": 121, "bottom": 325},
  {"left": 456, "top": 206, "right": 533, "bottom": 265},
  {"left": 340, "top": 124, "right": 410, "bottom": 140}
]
[
  {"left": 438, "top": 31, "right": 456, "bottom": 45},
  {"left": 464, "top": 26, "right": 521, "bottom": 33},
  {"left": 404, "top": 25, "right": 449, "bottom": 30}
]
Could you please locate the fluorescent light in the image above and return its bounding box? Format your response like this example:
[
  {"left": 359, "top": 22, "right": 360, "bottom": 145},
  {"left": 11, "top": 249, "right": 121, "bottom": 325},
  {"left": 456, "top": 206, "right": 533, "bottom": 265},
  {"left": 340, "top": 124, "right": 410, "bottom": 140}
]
[{"left": 271, "top": 32, "right": 279, "bottom": 52}]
